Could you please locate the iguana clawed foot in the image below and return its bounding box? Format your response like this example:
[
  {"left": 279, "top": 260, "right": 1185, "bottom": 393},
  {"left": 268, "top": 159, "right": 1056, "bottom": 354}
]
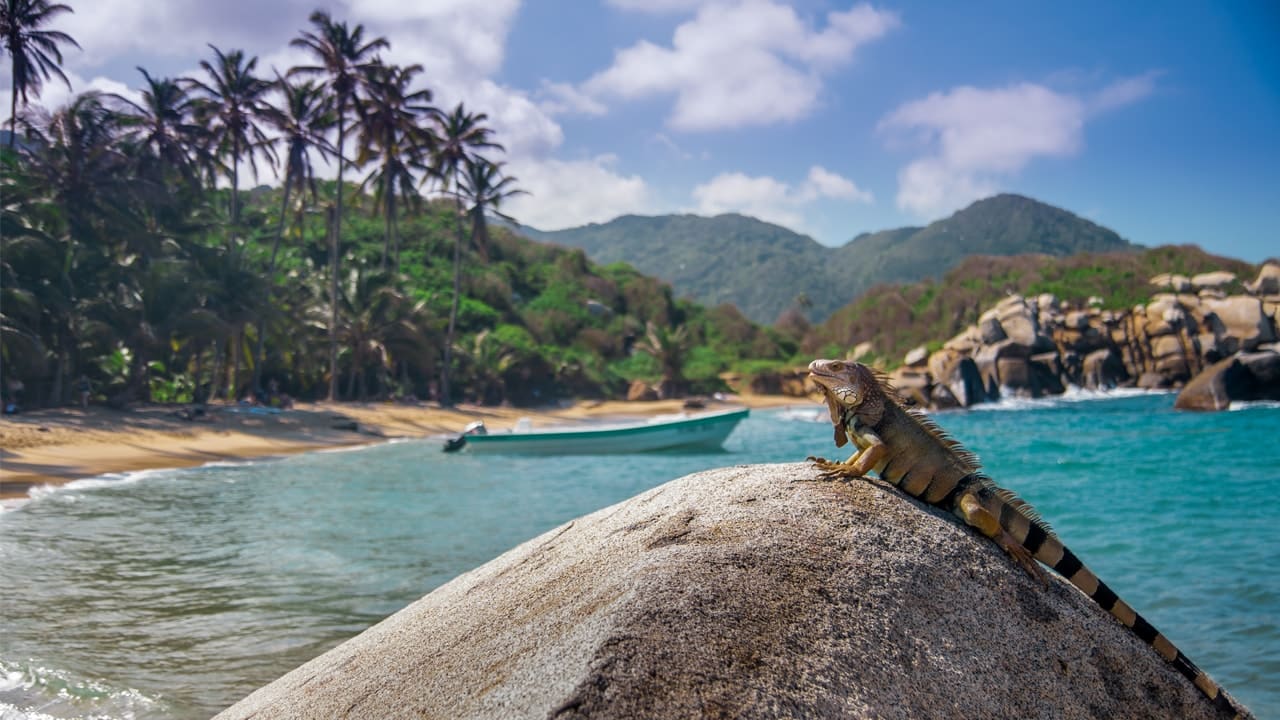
[
  {"left": 805, "top": 456, "right": 866, "bottom": 483},
  {"left": 998, "top": 532, "right": 1048, "bottom": 586}
]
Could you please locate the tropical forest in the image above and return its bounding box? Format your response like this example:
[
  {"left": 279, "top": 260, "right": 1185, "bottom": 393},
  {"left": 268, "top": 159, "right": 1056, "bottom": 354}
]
[{"left": 0, "top": 3, "right": 796, "bottom": 410}]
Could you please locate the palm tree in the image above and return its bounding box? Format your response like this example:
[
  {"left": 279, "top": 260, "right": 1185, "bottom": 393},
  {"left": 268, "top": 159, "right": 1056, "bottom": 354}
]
[
  {"left": 1, "top": 0, "right": 79, "bottom": 148},
  {"left": 251, "top": 71, "right": 335, "bottom": 392},
  {"left": 290, "top": 10, "right": 388, "bottom": 401},
  {"left": 11, "top": 93, "right": 140, "bottom": 400},
  {"left": 635, "top": 321, "right": 690, "bottom": 399},
  {"left": 110, "top": 67, "right": 201, "bottom": 187},
  {"left": 458, "top": 158, "right": 524, "bottom": 263},
  {"left": 356, "top": 60, "right": 436, "bottom": 273},
  {"left": 431, "top": 103, "right": 502, "bottom": 407},
  {"left": 186, "top": 45, "right": 275, "bottom": 245},
  {"left": 16, "top": 93, "right": 135, "bottom": 246},
  {"left": 334, "top": 265, "right": 434, "bottom": 401}
]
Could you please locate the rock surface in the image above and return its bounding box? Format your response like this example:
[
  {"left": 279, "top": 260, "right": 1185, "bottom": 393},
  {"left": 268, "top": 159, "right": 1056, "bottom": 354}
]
[
  {"left": 1175, "top": 351, "right": 1280, "bottom": 410},
  {"left": 215, "top": 464, "right": 1246, "bottom": 720}
]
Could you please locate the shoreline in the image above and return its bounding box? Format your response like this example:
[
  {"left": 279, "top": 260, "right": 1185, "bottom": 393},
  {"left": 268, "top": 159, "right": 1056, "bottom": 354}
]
[{"left": 0, "top": 395, "right": 806, "bottom": 502}]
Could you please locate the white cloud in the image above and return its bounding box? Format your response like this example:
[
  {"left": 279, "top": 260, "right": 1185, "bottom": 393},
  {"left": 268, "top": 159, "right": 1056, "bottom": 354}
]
[
  {"left": 58, "top": 0, "right": 317, "bottom": 69},
  {"left": 505, "top": 155, "right": 653, "bottom": 229},
  {"left": 583, "top": 0, "right": 898, "bottom": 131},
  {"left": 691, "top": 166, "right": 871, "bottom": 229},
  {"left": 606, "top": 0, "right": 706, "bottom": 12},
  {"left": 537, "top": 81, "right": 608, "bottom": 117},
  {"left": 880, "top": 76, "right": 1156, "bottom": 217},
  {"left": 800, "top": 166, "right": 873, "bottom": 203},
  {"left": 1, "top": 69, "right": 141, "bottom": 123},
  {"left": 1088, "top": 71, "right": 1159, "bottom": 115}
]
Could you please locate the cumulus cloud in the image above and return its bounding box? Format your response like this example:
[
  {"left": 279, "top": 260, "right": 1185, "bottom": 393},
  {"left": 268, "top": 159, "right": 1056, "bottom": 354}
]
[
  {"left": 799, "top": 166, "right": 873, "bottom": 203},
  {"left": 504, "top": 155, "right": 653, "bottom": 229},
  {"left": 691, "top": 166, "right": 871, "bottom": 229},
  {"left": 57, "top": 0, "right": 316, "bottom": 69},
  {"left": 1, "top": 69, "right": 141, "bottom": 122},
  {"left": 537, "top": 80, "right": 608, "bottom": 117},
  {"left": 583, "top": 0, "right": 898, "bottom": 131},
  {"left": 880, "top": 76, "right": 1156, "bottom": 217}
]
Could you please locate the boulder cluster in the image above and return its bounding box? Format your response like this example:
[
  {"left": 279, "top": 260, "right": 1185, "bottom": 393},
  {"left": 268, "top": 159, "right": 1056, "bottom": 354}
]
[{"left": 889, "top": 262, "right": 1280, "bottom": 411}]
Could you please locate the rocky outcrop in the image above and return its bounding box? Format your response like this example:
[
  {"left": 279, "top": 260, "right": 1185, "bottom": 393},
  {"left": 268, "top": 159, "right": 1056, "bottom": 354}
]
[
  {"left": 1175, "top": 352, "right": 1280, "bottom": 411},
  {"left": 215, "top": 464, "right": 1249, "bottom": 720},
  {"left": 881, "top": 264, "right": 1279, "bottom": 410}
]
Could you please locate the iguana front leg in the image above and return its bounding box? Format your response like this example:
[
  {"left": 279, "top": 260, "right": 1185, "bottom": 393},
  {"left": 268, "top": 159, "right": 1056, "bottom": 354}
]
[{"left": 807, "top": 429, "right": 887, "bottom": 482}]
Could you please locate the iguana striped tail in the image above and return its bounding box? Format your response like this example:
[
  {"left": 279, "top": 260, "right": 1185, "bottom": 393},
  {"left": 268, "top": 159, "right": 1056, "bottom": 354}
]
[{"left": 994, "top": 489, "right": 1243, "bottom": 717}]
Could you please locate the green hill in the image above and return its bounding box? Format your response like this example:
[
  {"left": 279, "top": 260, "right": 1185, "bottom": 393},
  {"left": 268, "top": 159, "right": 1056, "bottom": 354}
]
[
  {"left": 517, "top": 213, "right": 831, "bottom": 324},
  {"left": 520, "top": 194, "right": 1138, "bottom": 325}
]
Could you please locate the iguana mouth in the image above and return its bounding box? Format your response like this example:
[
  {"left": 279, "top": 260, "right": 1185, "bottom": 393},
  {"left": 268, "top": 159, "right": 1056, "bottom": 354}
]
[{"left": 807, "top": 359, "right": 847, "bottom": 385}]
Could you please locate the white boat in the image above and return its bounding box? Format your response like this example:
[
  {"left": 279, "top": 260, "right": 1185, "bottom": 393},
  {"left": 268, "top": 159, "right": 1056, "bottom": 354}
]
[{"left": 446, "top": 407, "right": 750, "bottom": 455}]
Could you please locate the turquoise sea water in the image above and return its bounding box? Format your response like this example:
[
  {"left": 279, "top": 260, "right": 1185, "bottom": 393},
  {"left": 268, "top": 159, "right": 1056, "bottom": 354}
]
[{"left": 1, "top": 392, "right": 1277, "bottom": 719}]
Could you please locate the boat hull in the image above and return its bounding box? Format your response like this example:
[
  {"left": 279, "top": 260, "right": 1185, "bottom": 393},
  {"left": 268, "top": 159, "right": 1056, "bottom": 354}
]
[{"left": 460, "top": 408, "right": 749, "bottom": 455}]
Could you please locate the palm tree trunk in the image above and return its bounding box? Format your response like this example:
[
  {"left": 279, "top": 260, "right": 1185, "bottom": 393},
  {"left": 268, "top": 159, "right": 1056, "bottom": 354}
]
[
  {"left": 232, "top": 327, "right": 242, "bottom": 400},
  {"left": 208, "top": 339, "right": 221, "bottom": 402},
  {"left": 52, "top": 352, "right": 66, "bottom": 407},
  {"left": 251, "top": 170, "right": 294, "bottom": 393},
  {"left": 193, "top": 343, "right": 204, "bottom": 402},
  {"left": 230, "top": 136, "right": 241, "bottom": 251},
  {"left": 391, "top": 198, "right": 400, "bottom": 273},
  {"left": 384, "top": 188, "right": 395, "bottom": 273},
  {"left": 8, "top": 88, "right": 17, "bottom": 149},
  {"left": 441, "top": 195, "right": 464, "bottom": 408},
  {"left": 380, "top": 177, "right": 391, "bottom": 271},
  {"left": 329, "top": 115, "right": 344, "bottom": 402},
  {"left": 346, "top": 354, "right": 358, "bottom": 399}
]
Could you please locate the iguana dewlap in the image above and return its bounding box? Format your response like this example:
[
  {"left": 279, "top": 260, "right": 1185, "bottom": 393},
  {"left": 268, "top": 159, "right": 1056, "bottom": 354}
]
[{"left": 806, "top": 358, "right": 1245, "bottom": 719}]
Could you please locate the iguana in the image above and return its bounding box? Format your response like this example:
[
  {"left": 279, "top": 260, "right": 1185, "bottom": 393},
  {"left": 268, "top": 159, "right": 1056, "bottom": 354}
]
[{"left": 805, "top": 358, "right": 1245, "bottom": 718}]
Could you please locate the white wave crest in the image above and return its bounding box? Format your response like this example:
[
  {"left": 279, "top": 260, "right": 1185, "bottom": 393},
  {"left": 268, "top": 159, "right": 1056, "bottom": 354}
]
[
  {"left": 967, "top": 385, "right": 1169, "bottom": 412},
  {"left": 1229, "top": 399, "right": 1280, "bottom": 411}
]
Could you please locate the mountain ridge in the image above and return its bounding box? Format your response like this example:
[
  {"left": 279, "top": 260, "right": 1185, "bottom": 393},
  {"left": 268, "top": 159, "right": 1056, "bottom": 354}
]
[{"left": 516, "top": 194, "right": 1138, "bottom": 324}]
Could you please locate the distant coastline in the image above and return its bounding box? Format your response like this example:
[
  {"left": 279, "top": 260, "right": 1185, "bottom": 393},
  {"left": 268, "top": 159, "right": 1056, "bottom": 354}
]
[{"left": 0, "top": 395, "right": 799, "bottom": 502}]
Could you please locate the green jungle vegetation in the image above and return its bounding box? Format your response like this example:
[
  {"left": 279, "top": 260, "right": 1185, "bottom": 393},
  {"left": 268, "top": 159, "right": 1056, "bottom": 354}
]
[
  {"left": 0, "top": 5, "right": 792, "bottom": 409},
  {"left": 524, "top": 193, "right": 1136, "bottom": 324},
  {"left": 803, "top": 245, "right": 1260, "bottom": 367}
]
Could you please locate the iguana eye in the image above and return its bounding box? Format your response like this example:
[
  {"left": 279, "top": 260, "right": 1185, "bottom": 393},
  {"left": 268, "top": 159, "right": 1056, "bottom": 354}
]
[{"left": 829, "top": 361, "right": 844, "bottom": 371}]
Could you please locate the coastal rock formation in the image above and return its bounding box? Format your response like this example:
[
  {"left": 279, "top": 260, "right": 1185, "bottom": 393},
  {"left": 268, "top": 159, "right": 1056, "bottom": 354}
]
[
  {"left": 214, "top": 464, "right": 1247, "bottom": 720},
  {"left": 883, "top": 263, "right": 1280, "bottom": 410},
  {"left": 1175, "top": 352, "right": 1280, "bottom": 411}
]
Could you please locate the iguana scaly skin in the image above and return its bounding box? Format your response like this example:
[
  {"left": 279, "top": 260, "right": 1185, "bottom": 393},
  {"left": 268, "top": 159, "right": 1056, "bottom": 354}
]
[{"left": 805, "top": 358, "right": 1244, "bottom": 718}]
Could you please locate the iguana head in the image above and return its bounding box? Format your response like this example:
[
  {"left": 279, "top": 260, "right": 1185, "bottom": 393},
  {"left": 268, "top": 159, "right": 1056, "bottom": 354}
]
[{"left": 808, "top": 359, "right": 863, "bottom": 448}]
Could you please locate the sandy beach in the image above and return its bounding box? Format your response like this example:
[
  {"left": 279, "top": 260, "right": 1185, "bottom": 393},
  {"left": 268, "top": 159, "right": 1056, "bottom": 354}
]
[{"left": 0, "top": 394, "right": 806, "bottom": 501}]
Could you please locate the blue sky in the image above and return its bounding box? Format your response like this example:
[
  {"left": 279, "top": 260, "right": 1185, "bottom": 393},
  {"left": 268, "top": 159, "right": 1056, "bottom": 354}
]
[{"left": 2, "top": 1, "right": 1276, "bottom": 261}]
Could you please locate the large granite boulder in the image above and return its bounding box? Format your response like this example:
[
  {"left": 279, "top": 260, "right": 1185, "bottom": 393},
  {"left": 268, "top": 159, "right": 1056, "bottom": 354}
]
[
  {"left": 1203, "top": 296, "right": 1276, "bottom": 354},
  {"left": 216, "top": 464, "right": 1249, "bottom": 720},
  {"left": 1245, "top": 261, "right": 1280, "bottom": 296},
  {"left": 1175, "top": 351, "right": 1280, "bottom": 411},
  {"left": 1191, "top": 271, "right": 1237, "bottom": 291}
]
